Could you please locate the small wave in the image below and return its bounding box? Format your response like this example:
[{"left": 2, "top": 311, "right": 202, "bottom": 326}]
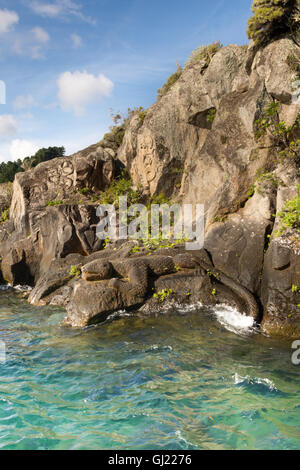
[
  {"left": 146, "top": 344, "right": 173, "bottom": 353},
  {"left": 106, "top": 310, "right": 132, "bottom": 321},
  {"left": 213, "top": 304, "right": 254, "bottom": 334},
  {"left": 158, "top": 301, "right": 203, "bottom": 314},
  {"left": 14, "top": 285, "right": 33, "bottom": 292},
  {"left": 233, "top": 373, "right": 277, "bottom": 392}
]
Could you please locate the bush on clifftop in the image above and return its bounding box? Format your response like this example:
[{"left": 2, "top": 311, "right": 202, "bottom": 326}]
[
  {"left": 186, "top": 41, "right": 223, "bottom": 67},
  {"left": 157, "top": 65, "right": 183, "bottom": 99},
  {"left": 247, "top": 0, "right": 300, "bottom": 47}
]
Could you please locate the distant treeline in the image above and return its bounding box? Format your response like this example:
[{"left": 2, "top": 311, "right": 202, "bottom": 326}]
[{"left": 0, "top": 147, "right": 65, "bottom": 183}]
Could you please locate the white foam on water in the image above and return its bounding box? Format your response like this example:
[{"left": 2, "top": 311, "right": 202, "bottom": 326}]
[
  {"left": 106, "top": 310, "right": 131, "bottom": 321},
  {"left": 213, "top": 304, "right": 254, "bottom": 334},
  {"left": 233, "top": 373, "right": 277, "bottom": 391},
  {"left": 159, "top": 301, "right": 203, "bottom": 314},
  {"left": 14, "top": 285, "right": 32, "bottom": 292}
]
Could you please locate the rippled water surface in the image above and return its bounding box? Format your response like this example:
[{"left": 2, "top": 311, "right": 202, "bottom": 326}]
[{"left": 0, "top": 288, "right": 299, "bottom": 450}]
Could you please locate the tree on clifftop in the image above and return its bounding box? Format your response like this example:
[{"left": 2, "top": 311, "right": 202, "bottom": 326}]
[{"left": 247, "top": 0, "right": 300, "bottom": 47}]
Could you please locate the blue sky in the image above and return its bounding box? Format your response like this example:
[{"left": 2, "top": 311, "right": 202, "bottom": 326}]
[{"left": 0, "top": 0, "right": 252, "bottom": 162}]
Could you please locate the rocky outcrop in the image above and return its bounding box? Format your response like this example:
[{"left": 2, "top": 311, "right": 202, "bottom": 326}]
[
  {"left": 0, "top": 37, "right": 299, "bottom": 337},
  {"left": 117, "top": 38, "right": 300, "bottom": 338},
  {"left": 26, "top": 242, "right": 259, "bottom": 328},
  {"left": 0, "top": 143, "right": 116, "bottom": 286}
]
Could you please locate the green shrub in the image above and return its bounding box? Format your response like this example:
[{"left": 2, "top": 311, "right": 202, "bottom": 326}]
[
  {"left": 207, "top": 108, "right": 217, "bottom": 124},
  {"left": 96, "top": 170, "right": 142, "bottom": 208},
  {"left": 0, "top": 209, "right": 9, "bottom": 223},
  {"left": 46, "top": 200, "right": 64, "bottom": 207},
  {"left": 78, "top": 188, "right": 90, "bottom": 195},
  {"left": 255, "top": 101, "right": 300, "bottom": 164},
  {"left": 275, "top": 185, "right": 300, "bottom": 236},
  {"left": 103, "top": 107, "right": 147, "bottom": 148},
  {"left": 69, "top": 265, "right": 81, "bottom": 277},
  {"left": 255, "top": 169, "right": 284, "bottom": 194},
  {"left": 136, "top": 108, "right": 147, "bottom": 123},
  {"left": 186, "top": 41, "right": 223, "bottom": 67},
  {"left": 153, "top": 289, "right": 174, "bottom": 302},
  {"left": 247, "top": 0, "right": 300, "bottom": 47},
  {"left": 158, "top": 65, "right": 183, "bottom": 99}
]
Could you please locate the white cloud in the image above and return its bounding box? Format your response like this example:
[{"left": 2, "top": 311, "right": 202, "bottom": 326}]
[
  {"left": 31, "top": 26, "right": 50, "bottom": 43},
  {"left": 13, "top": 95, "right": 37, "bottom": 110},
  {"left": 12, "top": 26, "right": 50, "bottom": 59},
  {"left": 71, "top": 33, "right": 82, "bottom": 48},
  {"left": 9, "top": 139, "right": 39, "bottom": 160},
  {"left": 0, "top": 9, "right": 19, "bottom": 34},
  {"left": 30, "top": 2, "right": 61, "bottom": 17},
  {"left": 29, "top": 1, "right": 96, "bottom": 25},
  {"left": 0, "top": 115, "right": 18, "bottom": 136},
  {"left": 57, "top": 70, "right": 114, "bottom": 116}
]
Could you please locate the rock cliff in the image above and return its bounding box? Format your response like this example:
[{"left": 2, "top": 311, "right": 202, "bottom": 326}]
[{"left": 0, "top": 38, "right": 299, "bottom": 337}]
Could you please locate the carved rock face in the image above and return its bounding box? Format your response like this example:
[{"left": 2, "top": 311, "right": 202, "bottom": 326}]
[{"left": 9, "top": 152, "right": 115, "bottom": 231}]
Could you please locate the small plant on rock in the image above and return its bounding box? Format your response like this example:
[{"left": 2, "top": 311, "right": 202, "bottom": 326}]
[
  {"left": 0, "top": 209, "right": 9, "bottom": 223},
  {"left": 186, "top": 41, "right": 223, "bottom": 67},
  {"left": 157, "top": 64, "right": 183, "bottom": 99},
  {"left": 70, "top": 265, "right": 81, "bottom": 277},
  {"left": 153, "top": 289, "right": 174, "bottom": 302},
  {"left": 46, "top": 200, "right": 64, "bottom": 207},
  {"left": 275, "top": 186, "right": 300, "bottom": 236}
]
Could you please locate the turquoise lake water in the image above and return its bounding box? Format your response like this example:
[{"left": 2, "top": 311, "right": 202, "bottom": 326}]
[{"left": 0, "top": 287, "right": 299, "bottom": 450}]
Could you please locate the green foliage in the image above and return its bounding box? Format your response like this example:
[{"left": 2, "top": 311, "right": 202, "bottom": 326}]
[
  {"left": 103, "top": 237, "right": 110, "bottom": 249},
  {"left": 248, "top": 184, "right": 256, "bottom": 199},
  {"left": 247, "top": 0, "right": 300, "bottom": 47},
  {"left": 78, "top": 187, "right": 90, "bottom": 195},
  {"left": 46, "top": 200, "right": 64, "bottom": 207},
  {"left": 255, "top": 101, "right": 300, "bottom": 164},
  {"left": 0, "top": 209, "right": 9, "bottom": 223},
  {"left": 157, "top": 65, "right": 183, "bottom": 99},
  {"left": 0, "top": 160, "right": 23, "bottom": 183},
  {"left": 187, "top": 41, "right": 223, "bottom": 67},
  {"left": 153, "top": 288, "right": 174, "bottom": 302},
  {"left": 292, "top": 284, "right": 299, "bottom": 292},
  {"left": 0, "top": 147, "right": 65, "bottom": 183},
  {"left": 96, "top": 170, "right": 142, "bottom": 208},
  {"left": 136, "top": 108, "right": 148, "bottom": 123},
  {"left": 255, "top": 169, "right": 284, "bottom": 194},
  {"left": 22, "top": 147, "right": 65, "bottom": 171},
  {"left": 275, "top": 185, "right": 300, "bottom": 235},
  {"left": 142, "top": 234, "right": 188, "bottom": 252},
  {"left": 105, "top": 107, "right": 147, "bottom": 148},
  {"left": 69, "top": 265, "right": 81, "bottom": 277},
  {"left": 206, "top": 108, "right": 217, "bottom": 124},
  {"left": 214, "top": 215, "right": 227, "bottom": 223},
  {"left": 211, "top": 288, "right": 217, "bottom": 296}
]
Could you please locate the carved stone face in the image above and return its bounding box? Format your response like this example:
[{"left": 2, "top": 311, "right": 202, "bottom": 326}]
[{"left": 138, "top": 134, "right": 157, "bottom": 186}]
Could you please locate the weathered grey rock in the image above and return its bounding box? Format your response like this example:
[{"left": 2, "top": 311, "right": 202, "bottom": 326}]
[
  {"left": 1, "top": 37, "right": 299, "bottom": 337},
  {"left": 116, "top": 38, "right": 300, "bottom": 337},
  {"left": 10, "top": 150, "right": 114, "bottom": 232},
  {"left": 0, "top": 204, "right": 104, "bottom": 286}
]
